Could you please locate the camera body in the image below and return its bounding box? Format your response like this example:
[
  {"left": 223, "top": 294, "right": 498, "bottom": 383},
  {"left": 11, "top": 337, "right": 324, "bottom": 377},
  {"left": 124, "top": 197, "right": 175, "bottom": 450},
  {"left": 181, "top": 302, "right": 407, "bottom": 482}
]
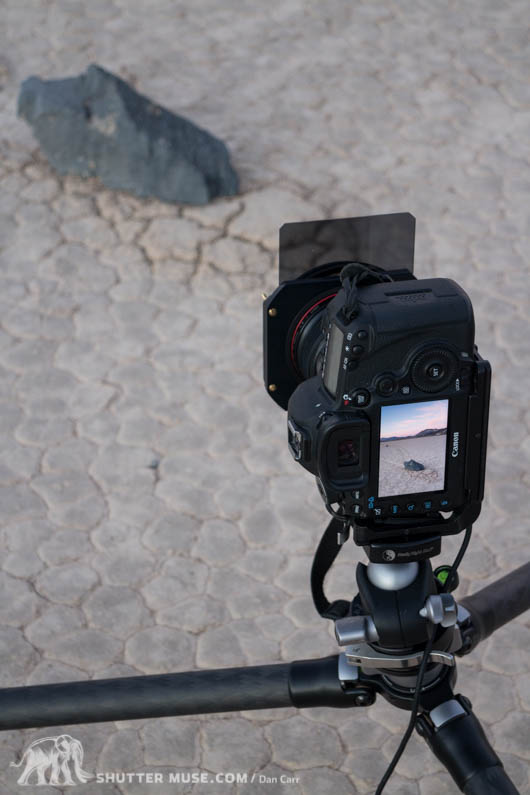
[{"left": 264, "top": 215, "right": 491, "bottom": 553}]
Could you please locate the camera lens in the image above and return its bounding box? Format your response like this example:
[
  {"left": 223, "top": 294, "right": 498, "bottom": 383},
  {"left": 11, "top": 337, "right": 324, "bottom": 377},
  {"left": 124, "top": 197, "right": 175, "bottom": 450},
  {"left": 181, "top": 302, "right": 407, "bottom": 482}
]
[
  {"left": 338, "top": 439, "right": 359, "bottom": 467},
  {"left": 289, "top": 293, "right": 335, "bottom": 380}
]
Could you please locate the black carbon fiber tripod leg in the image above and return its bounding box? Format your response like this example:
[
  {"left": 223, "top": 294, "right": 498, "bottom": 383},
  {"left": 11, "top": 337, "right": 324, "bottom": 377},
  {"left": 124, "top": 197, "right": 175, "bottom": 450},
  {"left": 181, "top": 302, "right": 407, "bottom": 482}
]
[{"left": 416, "top": 695, "right": 519, "bottom": 794}]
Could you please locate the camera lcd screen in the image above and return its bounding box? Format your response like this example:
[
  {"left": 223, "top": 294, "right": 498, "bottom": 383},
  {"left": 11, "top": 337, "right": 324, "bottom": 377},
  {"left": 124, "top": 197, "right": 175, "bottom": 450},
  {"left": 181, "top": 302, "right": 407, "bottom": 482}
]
[
  {"left": 378, "top": 399, "right": 449, "bottom": 497},
  {"left": 323, "top": 324, "right": 343, "bottom": 397}
]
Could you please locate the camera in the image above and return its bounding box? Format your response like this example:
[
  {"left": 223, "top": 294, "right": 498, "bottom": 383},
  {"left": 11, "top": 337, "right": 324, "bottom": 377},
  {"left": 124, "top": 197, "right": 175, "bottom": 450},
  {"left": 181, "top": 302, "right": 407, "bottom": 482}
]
[{"left": 263, "top": 214, "right": 491, "bottom": 555}]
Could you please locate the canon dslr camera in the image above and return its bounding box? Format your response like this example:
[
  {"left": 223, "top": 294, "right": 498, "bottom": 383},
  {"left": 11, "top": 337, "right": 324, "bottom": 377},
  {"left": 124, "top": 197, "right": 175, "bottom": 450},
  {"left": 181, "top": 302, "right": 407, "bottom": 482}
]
[{"left": 263, "top": 214, "right": 490, "bottom": 558}]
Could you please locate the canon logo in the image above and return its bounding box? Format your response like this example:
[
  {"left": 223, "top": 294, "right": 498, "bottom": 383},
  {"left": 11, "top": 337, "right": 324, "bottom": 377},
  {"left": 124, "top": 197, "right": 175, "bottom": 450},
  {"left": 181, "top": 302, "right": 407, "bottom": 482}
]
[{"left": 452, "top": 431, "right": 460, "bottom": 458}]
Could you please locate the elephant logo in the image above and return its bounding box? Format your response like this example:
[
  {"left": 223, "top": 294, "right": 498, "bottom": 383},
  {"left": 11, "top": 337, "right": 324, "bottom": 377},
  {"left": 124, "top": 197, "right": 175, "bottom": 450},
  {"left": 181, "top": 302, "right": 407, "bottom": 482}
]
[{"left": 10, "top": 734, "right": 92, "bottom": 786}]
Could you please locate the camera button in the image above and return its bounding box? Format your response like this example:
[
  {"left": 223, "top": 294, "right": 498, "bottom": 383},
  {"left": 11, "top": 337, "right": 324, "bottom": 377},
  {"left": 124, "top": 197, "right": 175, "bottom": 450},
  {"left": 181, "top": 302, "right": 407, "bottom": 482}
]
[
  {"left": 406, "top": 502, "right": 416, "bottom": 512},
  {"left": 376, "top": 377, "right": 395, "bottom": 396},
  {"left": 352, "top": 345, "right": 364, "bottom": 356},
  {"left": 352, "top": 389, "right": 370, "bottom": 407},
  {"left": 357, "top": 330, "right": 368, "bottom": 340}
]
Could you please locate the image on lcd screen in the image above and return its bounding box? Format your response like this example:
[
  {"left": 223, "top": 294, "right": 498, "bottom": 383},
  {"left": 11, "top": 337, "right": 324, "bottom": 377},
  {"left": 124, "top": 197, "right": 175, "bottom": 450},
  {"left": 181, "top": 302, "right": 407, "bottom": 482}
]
[{"left": 378, "top": 400, "right": 449, "bottom": 497}]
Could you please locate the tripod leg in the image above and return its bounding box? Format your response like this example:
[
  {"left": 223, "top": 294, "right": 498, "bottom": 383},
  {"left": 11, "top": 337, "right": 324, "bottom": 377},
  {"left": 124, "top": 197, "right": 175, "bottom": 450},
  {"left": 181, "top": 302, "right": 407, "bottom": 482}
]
[{"left": 416, "top": 696, "right": 520, "bottom": 794}]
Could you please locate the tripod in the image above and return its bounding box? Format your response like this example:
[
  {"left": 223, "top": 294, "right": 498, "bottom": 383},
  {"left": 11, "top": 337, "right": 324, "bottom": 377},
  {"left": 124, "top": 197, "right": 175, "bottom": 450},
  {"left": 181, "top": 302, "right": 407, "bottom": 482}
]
[{"left": 0, "top": 532, "right": 528, "bottom": 794}]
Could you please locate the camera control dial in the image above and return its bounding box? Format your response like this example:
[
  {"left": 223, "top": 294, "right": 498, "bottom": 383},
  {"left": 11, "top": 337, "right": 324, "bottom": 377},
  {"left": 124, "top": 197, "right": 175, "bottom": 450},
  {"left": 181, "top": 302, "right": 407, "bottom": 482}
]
[{"left": 410, "top": 348, "right": 458, "bottom": 393}]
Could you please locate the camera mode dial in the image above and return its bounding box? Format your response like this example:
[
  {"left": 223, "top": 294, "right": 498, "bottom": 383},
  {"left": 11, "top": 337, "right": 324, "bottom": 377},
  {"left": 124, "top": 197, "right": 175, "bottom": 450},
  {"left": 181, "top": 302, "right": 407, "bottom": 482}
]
[{"left": 410, "top": 348, "right": 457, "bottom": 393}]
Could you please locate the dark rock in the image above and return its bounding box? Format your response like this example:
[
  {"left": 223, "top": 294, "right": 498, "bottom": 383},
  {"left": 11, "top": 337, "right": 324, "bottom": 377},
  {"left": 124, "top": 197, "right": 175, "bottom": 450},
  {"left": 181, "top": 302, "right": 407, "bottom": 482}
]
[
  {"left": 404, "top": 459, "right": 425, "bottom": 471},
  {"left": 17, "top": 64, "right": 239, "bottom": 205}
]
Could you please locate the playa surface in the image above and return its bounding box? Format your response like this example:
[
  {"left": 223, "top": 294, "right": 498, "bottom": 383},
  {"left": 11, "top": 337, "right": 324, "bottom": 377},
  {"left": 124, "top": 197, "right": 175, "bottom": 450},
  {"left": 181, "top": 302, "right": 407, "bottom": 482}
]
[
  {"left": 379, "top": 435, "right": 446, "bottom": 497},
  {"left": 1, "top": 2, "right": 528, "bottom": 792}
]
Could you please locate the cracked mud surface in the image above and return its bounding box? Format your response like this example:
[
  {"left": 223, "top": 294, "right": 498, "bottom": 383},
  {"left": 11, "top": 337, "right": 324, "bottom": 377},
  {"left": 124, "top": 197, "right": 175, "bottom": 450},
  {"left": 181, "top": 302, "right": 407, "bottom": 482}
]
[{"left": 0, "top": 2, "right": 529, "bottom": 793}]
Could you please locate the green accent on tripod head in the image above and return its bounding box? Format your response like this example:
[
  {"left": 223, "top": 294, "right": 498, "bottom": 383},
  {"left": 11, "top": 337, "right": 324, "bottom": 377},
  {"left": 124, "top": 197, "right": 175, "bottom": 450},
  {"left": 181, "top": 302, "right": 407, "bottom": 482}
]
[
  {"left": 434, "top": 564, "right": 459, "bottom": 592},
  {"left": 436, "top": 567, "right": 450, "bottom": 586}
]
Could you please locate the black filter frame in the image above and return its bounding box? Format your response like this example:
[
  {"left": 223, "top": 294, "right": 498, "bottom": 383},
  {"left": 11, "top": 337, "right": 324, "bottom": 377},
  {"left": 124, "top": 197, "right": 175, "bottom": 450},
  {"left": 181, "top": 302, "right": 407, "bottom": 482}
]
[{"left": 264, "top": 213, "right": 416, "bottom": 411}]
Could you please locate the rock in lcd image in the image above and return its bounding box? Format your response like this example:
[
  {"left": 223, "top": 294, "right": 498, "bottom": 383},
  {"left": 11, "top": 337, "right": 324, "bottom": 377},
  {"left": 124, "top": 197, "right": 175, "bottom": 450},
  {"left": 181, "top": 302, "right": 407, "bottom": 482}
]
[
  {"left": 403, "top": 459, "right": 425, "bottom": 471},
  {"left": 17, "top": 64, "right": 239, "bottom": 205}
]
